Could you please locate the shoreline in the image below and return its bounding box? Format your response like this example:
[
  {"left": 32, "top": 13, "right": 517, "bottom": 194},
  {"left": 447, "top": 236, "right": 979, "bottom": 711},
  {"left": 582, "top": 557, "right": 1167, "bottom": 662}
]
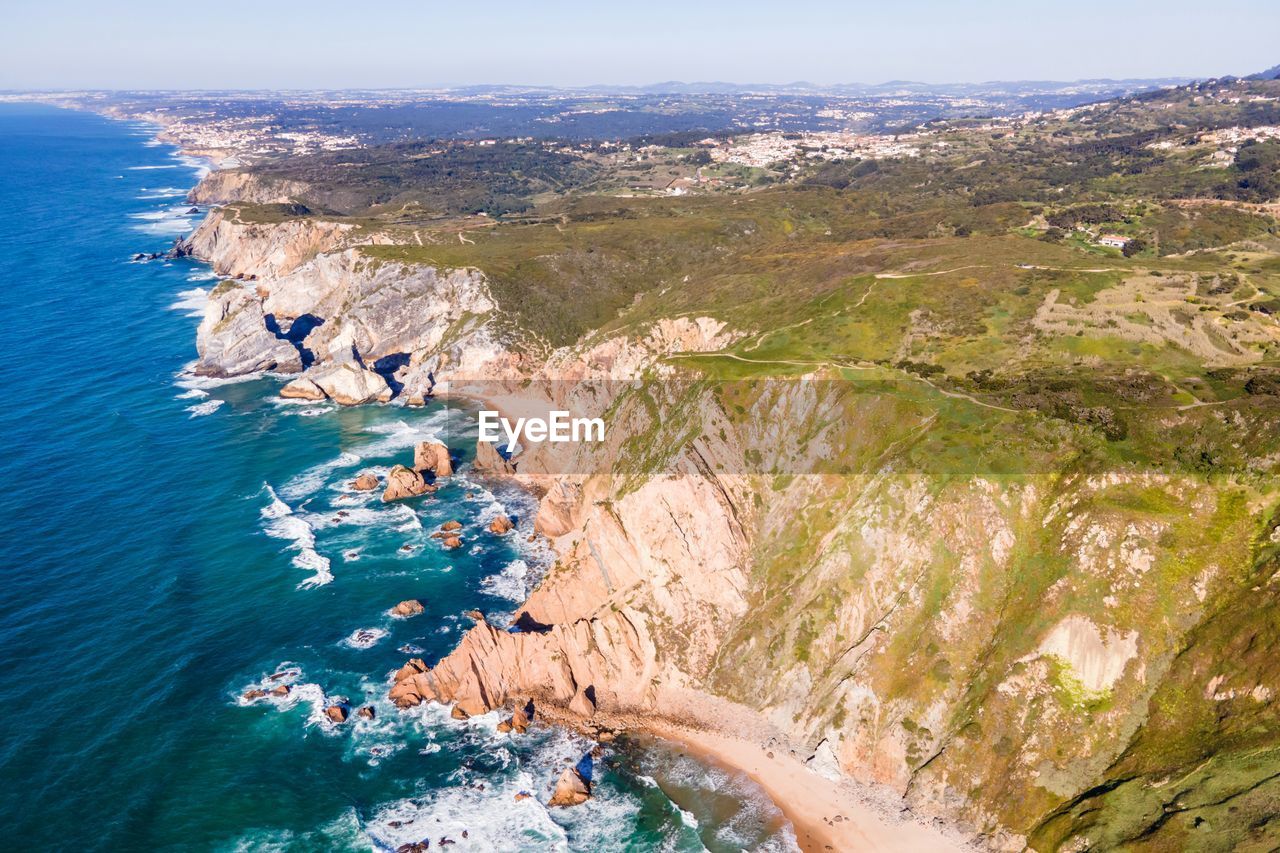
[
  {"left": 642, "top": 720, "right": 969, "bottom": 852},
  {"left": 139, "top": 106, "right": 976, "bottom": 849}
]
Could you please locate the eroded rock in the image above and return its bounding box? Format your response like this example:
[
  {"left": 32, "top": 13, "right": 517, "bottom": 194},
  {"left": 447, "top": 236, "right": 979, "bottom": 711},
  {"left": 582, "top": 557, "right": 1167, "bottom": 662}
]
[{"left": 548, "top": 768, "right": 590, "bottom": 807}]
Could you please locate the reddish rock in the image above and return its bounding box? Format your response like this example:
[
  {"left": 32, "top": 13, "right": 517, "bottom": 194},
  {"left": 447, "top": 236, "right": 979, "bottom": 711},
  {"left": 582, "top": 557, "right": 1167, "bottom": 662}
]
[
  {"left": 440, "top": 520, "right": 463, "bottom": 532},
  {"left": 351, "top": 472, "right": 380, "bottom": 491},
  {"left": 514, "top": 792, "right": 531, "bottom": 802},
  {"left": 511, "top": 704, "right": 531, "bottom": 733},
  {"left": 390, "top": 599, "right": 425, "bottom": 618},
  {"left": 243, "top": 689, "right": 266, "bottom": 701},
  {"left": 496, "top": 719, "right": 513, "bottom": 733},
  {"left": 270, "top": 684, "right": 291, "bottom": 697},
  {"left": 488, "top": 515, "right": 514, "bottom": 535},
  {"left": 325, "top": 705, "right": 349, "bottom": 724},
  {"left": 568, "top": 687, "right": 596, "bottom": 719},
  {"left": 414, "top": 441, "right": 453, "bottom": 477},
  {"left": 549, "top": 768, "right": 591, "bottom": 807},
  {"left": 450, "top": 705, "right": 470, "bottom": 720},
  {"left": 442, "top": 535, "right": 462, "bottom": 549},
  {"left": 383, "top": 465, "right": 432, "bottom": 502},
  {"left": 357, "top": 706, "right": 376, "bottom": 720}
]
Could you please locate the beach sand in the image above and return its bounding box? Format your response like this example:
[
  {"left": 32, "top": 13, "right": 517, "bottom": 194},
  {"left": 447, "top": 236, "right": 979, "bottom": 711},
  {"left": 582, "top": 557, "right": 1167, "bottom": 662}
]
[{"left": 645, "top": 721, "right": 968, "bottom": 852}]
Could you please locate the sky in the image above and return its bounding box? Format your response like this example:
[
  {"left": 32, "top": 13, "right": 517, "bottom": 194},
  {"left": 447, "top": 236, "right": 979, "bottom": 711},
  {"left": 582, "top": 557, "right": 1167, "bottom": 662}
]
[{"left": 2, "top": 0, "right": 1277, "bottom": 90}]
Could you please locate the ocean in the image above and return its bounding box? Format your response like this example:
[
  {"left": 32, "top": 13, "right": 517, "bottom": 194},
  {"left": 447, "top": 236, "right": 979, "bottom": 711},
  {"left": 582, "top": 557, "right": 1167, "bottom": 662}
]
[{"left": 0, "top": 103, "right": 796, "bottom": 851}]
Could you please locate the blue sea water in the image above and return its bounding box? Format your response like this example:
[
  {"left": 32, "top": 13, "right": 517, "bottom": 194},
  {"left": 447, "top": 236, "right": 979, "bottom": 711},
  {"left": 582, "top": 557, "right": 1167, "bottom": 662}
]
[{"left": 0, "top": 104, "right": 796, "bottom": 851}]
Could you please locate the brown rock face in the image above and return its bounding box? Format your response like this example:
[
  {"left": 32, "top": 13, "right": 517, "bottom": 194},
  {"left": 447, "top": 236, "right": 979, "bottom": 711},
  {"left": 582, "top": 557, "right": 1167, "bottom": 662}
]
[
  {"left": 325, "top": 705, "right": 349, "bottom": 724},
  {"left": 568, "top": 687, "right": 596, "bottom": 719},
  {"left": 382, "top": 465, "right": 431, "bottom": 502},
  {"left": 351, "top": 472, "right": 380, "bottom": 491},
  {"left": 474, "top": 439, "right": 516, "bottom": 475},
  {"left": 442, "top": 535, "right": 463, "bottom": 550},
  {"left": 390, "top": 599, "right": 425, "bottom": 618},
  {"left": 414, "top": 441, "right": 453, "bottom": 477},
  {"left": 243, "top": 689, "right": 266, "bottom": 700},
  {"left": 279, "top": 377, "right": 326, "bottom": 401},
  {"left": 450, "top": 705, "right": 470, "bottom": 720},
  {"left": 488, "top": 515, "right": 514, "bottom": 535},
  {"left": 511, "top": 703, "right": 532, "bottom": 733},
  {"left": 357, "top": 706, "right": 376, "bottom": 720},
  {"left": 387, "top": 612, "right": 655, "bottom": 719},
  {"left": 270, "top": 684, "right": 291, "bottom": 697},
  {"left": 496, "top": 720, "right": 514, "bottom": 733},
  {"left": 549, "top": 768, "right": 591, "bottom": 807},
  {"left": 440, "top": 520, "right": 463, "bottom": 532}
]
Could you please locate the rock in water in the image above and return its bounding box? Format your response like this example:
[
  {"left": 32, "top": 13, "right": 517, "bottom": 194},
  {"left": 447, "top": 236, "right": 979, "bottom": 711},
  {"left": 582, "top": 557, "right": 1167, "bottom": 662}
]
[
  {"left": 279, "top": 376, "right": 326, "bottom": 400},
  {"left": 390, "top": 599, "right": 425, "bottom": 618},
  {"left": 306, "top": 362, "right": 392, "bottom": 406},
  {"left": 548, "top": 768, "right": 590, "bottom": 807},
  {"left": 440, "top": 520, "right": 462, "bottom": 532},
  {"left": 357, "top": 706, "right": 376, "bottom": 720},
  {"left": 351, "top": 472, "right": 380, "bottom": 491},
  {"left": 488, "top": 514, "right": 514, "bottom": 535},
  {"left": 442, "top": 535, "right": 462, "bottom": 550},
  {"left": 413, "top": 440, "right": 453, "bottom": 477},
  {"left": 195, "top": 286, "right": 302, "bottom": 377},
  {"left": 243, "top": 689, "right": 266, "bottom": 700},
  {"left": 382, "top": 465, "right": 430, "bottom": 502},
  {"left": 325, "top": 705, "right": 349, "bottom": 724},
  {"left": 474, "top": 439, "right": 516, "bottom": 475}
]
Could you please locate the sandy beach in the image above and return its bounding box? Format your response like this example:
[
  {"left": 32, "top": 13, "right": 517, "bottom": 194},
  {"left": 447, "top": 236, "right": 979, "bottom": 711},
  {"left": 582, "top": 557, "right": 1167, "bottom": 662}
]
[{"left": 644, "top": 721, "right": 968, "bottom": 852}]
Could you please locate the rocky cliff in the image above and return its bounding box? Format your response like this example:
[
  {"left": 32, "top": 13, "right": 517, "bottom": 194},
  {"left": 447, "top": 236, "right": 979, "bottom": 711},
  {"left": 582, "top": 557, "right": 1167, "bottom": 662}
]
[{"left": 179, "top": 194, "right": 1280, "bottom": 851}]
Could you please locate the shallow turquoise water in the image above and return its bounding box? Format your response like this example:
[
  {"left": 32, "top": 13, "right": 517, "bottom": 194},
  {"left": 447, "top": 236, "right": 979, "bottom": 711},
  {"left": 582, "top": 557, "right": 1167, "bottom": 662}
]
[{"left": 0, "top": 104, "right": 795, "bottom": 851}]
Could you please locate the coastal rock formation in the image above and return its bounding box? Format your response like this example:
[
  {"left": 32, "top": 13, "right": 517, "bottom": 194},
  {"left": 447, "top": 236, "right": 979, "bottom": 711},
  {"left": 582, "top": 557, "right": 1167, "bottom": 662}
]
[
  {"left": 382, "top": 465, "right": 431, "bottom": 502},
  {"left": 325, "top": 705, "right": 348, "bottom": 724},
  {"left": 488, "top": 515, "right": 513, "bottom": 535},
  {"left": 474, "top": 440, "right": 517, "bottom": 475},
  {"left": 390, "top": 599, "right": 425, "bottom": 618},
  {"left": 279, "top": 376, "right": 326, "bottom": 400},
  {"left": 389, "top": 611, "right": 656, "bottom": 717},
  {"left": 548, "top": 768, "right": 590, "bottom": 807},
  {"left": 195, "top": 286, "right": 302, "bottom": 376},
  {"left": 305, "top": 362, "right": 392, "bottom": 406},
  {"left": 351, "top": 472, "right": 380, "bottom": 491},
  {"left": 414, "top": 440, "right": 453, "bottom": 477}
]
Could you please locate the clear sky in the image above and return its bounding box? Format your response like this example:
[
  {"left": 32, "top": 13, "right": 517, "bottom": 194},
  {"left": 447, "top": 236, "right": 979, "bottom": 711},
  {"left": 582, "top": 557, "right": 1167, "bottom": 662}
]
[{"left": 3, "top": 0, "right": 1277, "bottom": 90}]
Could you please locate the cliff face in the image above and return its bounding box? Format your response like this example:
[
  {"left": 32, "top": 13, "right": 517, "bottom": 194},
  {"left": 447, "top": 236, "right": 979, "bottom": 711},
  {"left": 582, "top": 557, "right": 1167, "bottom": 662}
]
[
  {"left": 186, "top": 169, "right": 310, "bottom": 206},
  {"left": 180, "top": 202, "right": 1280, "bottom": 851}
]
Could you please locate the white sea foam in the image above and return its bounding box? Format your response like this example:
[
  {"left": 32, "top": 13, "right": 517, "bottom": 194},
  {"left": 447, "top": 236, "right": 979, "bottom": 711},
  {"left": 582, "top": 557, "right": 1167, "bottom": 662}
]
[
  {"left": 279, "top": 451, "right": 364, "bottom": 501},
  {"left": 137, "top": 187, "right": 186, "bottom": 198},
  {"left": 260, "top": 485, "right": 333, "bottom": 588},
  {"left": 169, "top": 287, "right": 207, "bottom": 317},
  {"left": 127, "top": 164, "right": 179, "bottom": 170},
  {"left": 341, "top": 627, "right": 389, "bottom": 650},
  {"left": 186, "top": 269, "right": 220, "bottom": 281},
  {"left": 481, "top": 559, "right": 530, "bottom": 603},
  {"left": 176, "top": 388, "right": 208, "bottom": 400},
  {"left": 186, "top": 399, "right": 224, "bottom": 417}
]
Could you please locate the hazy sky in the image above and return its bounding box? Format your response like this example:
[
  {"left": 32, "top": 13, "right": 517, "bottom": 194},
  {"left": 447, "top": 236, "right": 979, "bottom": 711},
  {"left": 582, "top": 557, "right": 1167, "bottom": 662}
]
[{"left": 3, "top": 0, "right": 1277, "bottom": 89}]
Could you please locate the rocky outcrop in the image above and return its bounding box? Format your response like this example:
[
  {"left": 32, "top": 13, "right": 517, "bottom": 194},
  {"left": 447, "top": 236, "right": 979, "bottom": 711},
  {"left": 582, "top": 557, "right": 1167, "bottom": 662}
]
[
  {"left": 389, "top": 611, "right": 657, "bottom": 717},
  {"left": 186, "top": 169, "right": 310, "bottom": 206},
  {"left": 548, "top": 768, "right": 590, "bottom": 806},
  {"left": 280, "top": 377, "right": 325, "bottom": 400},
  {"left": 304, "top": 362, "right": 392, "bottom": 405},
  {"left": 182, "top": 207, "right": 351, "bottom": 280},
  {"left": 413, "top": 440, "right": 453, "bottom": 478},
  {"left": 390, "top": 599, "right": 425, "bottom": 618},
  {"left": 382, "top": 465, "right": 431, "bottom": 502},
  {"left": 325, "top": 705, "right": 348, "bottom": 724},
  {"left": 351, "top": 472, "right": 380, "bottom": 491},
  {"left": 488, "top": 515, "right": 514, "bottom": 535},
  {"left": 195, "top": 285, "right": 302, "bottom": 376}
]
